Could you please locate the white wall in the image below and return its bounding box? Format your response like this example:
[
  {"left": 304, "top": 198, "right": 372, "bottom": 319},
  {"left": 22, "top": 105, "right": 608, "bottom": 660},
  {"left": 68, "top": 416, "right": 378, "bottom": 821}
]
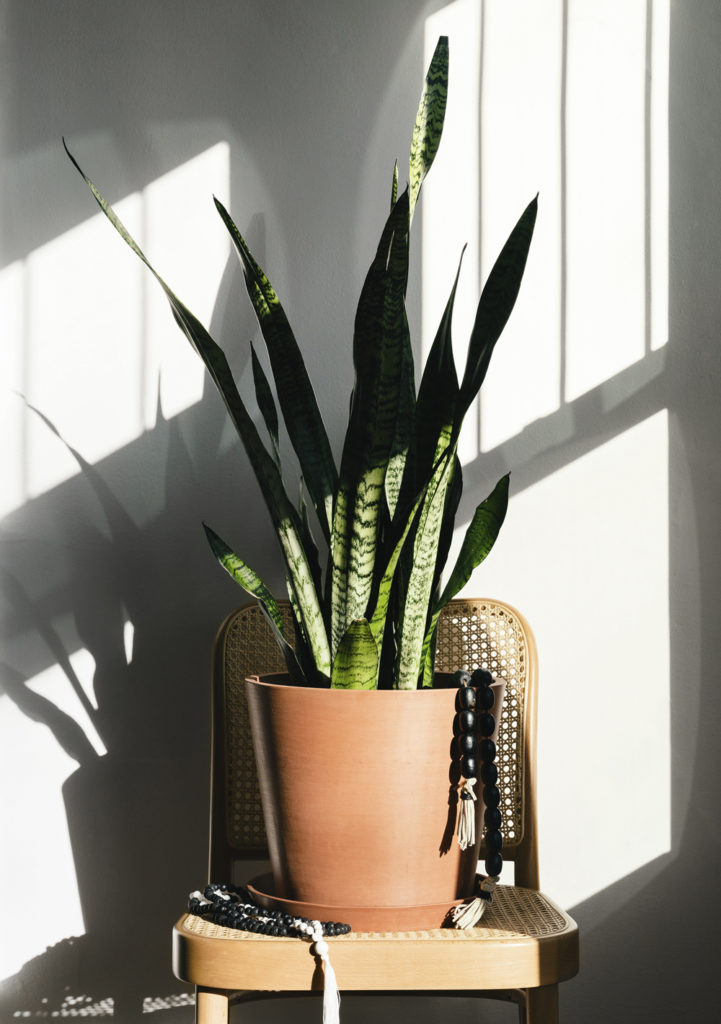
[{"left": 1, "top": 0, "right": 720, "bottom": 1021}]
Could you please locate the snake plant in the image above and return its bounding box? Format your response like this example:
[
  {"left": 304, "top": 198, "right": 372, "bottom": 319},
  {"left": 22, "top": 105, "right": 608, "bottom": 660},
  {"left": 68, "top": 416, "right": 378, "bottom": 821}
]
[{"left": 65, "top": 37, "right": 537, "bottom": 690}]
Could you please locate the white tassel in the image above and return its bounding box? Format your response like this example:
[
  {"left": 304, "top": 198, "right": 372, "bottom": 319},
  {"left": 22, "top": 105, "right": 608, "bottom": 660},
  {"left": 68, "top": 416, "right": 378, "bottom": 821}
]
[
  {"left": 451, "top": 875, "right": 499, "bottom": 929},
  {"left": 456, "top": 777, "right": 477, "bottom": 850},
  {"left": 311, "top": 921, "right": 341, "bottom": 1024}
]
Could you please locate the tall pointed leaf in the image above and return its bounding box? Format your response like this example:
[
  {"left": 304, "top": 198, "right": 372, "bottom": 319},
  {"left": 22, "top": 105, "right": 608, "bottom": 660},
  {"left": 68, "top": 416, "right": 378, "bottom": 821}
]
[
  {"left": 384, "top": 303, "right": 416, "bottom": 519},
  {"left": 203, "top": 523, "right": 306, "bottom": 685},
  {"left": 436, "top": 472, "right": 510, "bottom": 609},
  {"left": 330, "top": 191, "right": 410, "bottom": 654},
  {"left": 214, "top": 197, "right": 338, "bottom": 542},
  {"left": 331, "top": 619, "right": 379, "bottom": 690},
  {"left": 409, "top": 35, "right": 449, "bottom": 220},
  {"left": 411, "top": 248, "right": 463, "bottom": 492},
  {"left": 395, "top": 436, "right": 456, "bottom": 688},
  {"left": 65, "top": 142, "right": 331, "bottom": 679},
  {"left": 457, "top": 196, "right": 538, "bottom": 418},
  {"left": 419, "top": 473, "right": 510, "bottom": 686},
  {"left": 250, "top": 342, "right": 281, "bottom": 468}
]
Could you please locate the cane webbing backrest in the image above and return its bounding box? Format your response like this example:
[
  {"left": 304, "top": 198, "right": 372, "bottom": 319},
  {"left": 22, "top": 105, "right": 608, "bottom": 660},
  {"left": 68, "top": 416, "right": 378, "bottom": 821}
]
[{"left": 210, "top": 598, "right": 537, "bottom": 879}]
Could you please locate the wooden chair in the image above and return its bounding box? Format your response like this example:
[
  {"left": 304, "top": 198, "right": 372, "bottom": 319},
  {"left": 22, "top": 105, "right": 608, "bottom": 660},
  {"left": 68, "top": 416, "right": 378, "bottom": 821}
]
[{"left": 172, "top": 598, "right": 579, "bottom": 1023}]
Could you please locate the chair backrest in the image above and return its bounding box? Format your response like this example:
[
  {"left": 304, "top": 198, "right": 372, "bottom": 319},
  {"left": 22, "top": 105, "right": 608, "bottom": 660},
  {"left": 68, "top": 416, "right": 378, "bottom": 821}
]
[{"left": 209, "top": 597, "right": 540, "bottom": 888}]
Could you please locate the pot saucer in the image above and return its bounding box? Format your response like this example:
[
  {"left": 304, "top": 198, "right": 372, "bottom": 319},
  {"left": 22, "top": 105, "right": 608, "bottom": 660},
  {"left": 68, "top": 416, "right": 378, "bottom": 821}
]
[{"left": 247, "top": 873, "right": 465, "bottom": 932}]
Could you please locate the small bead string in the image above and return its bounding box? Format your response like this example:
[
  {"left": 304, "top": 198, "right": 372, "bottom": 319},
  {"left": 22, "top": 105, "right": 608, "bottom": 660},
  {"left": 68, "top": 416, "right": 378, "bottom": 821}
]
[
  {"left": 187, "top": 882, "right": 351, "bottom": 938},
  {"left": 453, "top": 667, "right": 503, "bottom": 877}
]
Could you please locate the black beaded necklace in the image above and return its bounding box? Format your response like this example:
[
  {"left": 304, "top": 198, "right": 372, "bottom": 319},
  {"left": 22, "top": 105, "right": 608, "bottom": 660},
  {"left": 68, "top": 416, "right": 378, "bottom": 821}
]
[
  {"left": 188, "top": 882, "right": 351, "bottom": 938},
  {"left": 453, "top": 667, "right": 503, "bottom": 886}
]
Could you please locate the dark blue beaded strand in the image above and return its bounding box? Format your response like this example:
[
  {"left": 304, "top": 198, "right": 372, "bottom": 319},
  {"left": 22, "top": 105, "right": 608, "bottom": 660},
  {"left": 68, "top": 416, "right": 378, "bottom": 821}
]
[
  {"left": 188, "top": 882, "right": 351, "bottom": 938},
  {"left": 469, "top": 668, "right": 504, "bottom": 880}
]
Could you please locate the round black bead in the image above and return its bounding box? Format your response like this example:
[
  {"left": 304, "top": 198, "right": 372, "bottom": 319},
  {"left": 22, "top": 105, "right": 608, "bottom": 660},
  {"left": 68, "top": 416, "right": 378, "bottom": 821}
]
[
  {"left": 485, "top": 851, "right": 503, "bottom": 876},
  {"left": 484, "top": 805, "right": 502, "bottom": 830},
  {"left": 456, "top": 709, "right": 476, "bottom": 734},
  {"left": 458, "top": 732, "right": 476, "bottom": 755},
  {"left": 476, "top": 685, "right": 495, "bottom": 710},
  {"left": 477, "top": 712, "right": 495, "bottom": 737},
  {"left": 461, "top": 754, "right": 477, "bottom": 778},
  {"left": 456, "top": 685, "right": 476, "bottom": 710},
  {"left": 486, "top": 829, "right": 503, "bottom": 853},
  {"left": 483, "top": 785, "right": 501, "bottom": 808},
  {"left": 452, "top": 670, "right": 472, "bottom": 688},
  {"left": 480, "top": 761, "right": 498, "bottom": 785},
  {"left": 479, "top": 738, "right": 496, "bottom": 763},
  {"left": 471, "top": 668, "right": 493, "bottom": 688}
]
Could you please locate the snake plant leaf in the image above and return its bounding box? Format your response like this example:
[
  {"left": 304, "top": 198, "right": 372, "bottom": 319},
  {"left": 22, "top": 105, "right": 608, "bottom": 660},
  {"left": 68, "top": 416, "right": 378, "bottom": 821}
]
[
  {"left": 457, "top": 195, "right": 538, "bottom": 419},
  {"left": 419, "top": 472, "right": 510, "bottom": 686},
  {"left": 409, "top": 35, "right": 449, "bottom": 221},
  {"left": 391, "top": 160, "right": 399, "bottom": 210},
  {"left": 419, "top": 621, "right": 440, "bottom": 689},
  {"left": 64, "top": 142, "right": 331, "bottom": 680},
  {"left": 412, "top": 248, "right": 463, "bottom": 493},
  {"left": 432, "top": 453, "right": 463, "bottom": 598},
  {"left": 250, "top": 342, "right": 281, "bottom": 468},
  {"left": 203, "top": 523, "right": 306, "bottom": 685},
  {"left": 436, "top": 472, "right": 510, "bottom": 609},
  {"left": 214, "top": 197, "right": 338, "bottom": 543},
  {"left": 296, "top": 475, "right": 324, "bottom": 600},
  {"left": 331, "top": 619, "right": 379, "bottom": 690},
  {"left": 367, "top": 444, "right": 452, "bottom": 654},
  {"left": 330, "top": 190, "right": 410, "bottom": 654},
  {"left": 384, "top": 327, "right": 416, "bottom": 520},
  {"left": 203, "top": 522, "right": 286, "bottom": 631},
  {"left": 395, "top": 434, "right": 456, "bottom": 689}
]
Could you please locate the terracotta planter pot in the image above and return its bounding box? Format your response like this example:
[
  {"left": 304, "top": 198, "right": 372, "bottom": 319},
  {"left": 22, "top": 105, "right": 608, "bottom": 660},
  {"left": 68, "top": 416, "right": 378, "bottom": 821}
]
[{"left": 245, "top": 672, "right": 505, "bottom": 930}]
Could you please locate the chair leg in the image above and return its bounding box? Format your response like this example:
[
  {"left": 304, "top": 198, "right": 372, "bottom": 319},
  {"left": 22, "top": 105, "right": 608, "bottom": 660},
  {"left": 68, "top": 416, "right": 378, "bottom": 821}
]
[
  {"left": 196, "top": 987, "right": 230, "bottom": 1024},
  {"left": 524, "top": 984, "right": 559, "bottom": 1024}
]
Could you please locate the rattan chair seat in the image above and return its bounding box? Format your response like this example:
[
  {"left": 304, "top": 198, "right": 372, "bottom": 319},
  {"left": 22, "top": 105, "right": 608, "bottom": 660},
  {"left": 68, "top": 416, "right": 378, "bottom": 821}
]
[{"left": 174, "top": 887, "right": 578, "bottom": 993}]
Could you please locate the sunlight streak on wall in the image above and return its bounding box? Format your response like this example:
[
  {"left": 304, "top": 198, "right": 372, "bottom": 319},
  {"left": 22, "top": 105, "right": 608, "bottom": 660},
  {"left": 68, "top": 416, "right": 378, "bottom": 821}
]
[
  {"left": 0, "top": 646, "right": 112, "bottom": 976},
  {"left": 468, "top": 411, "right": 671, "bottom": 907},
  {"left": 650, "top": 2, "right": 670, "bottom": 352},
  {"left": 565, "top": 0, "right": 648, "bottom": 400},
  {"left": 0, "top": 144, "right": 229, "bottom": 518},
  {"left": 478, "top": 0, "right": 564, "bottom": 453}
]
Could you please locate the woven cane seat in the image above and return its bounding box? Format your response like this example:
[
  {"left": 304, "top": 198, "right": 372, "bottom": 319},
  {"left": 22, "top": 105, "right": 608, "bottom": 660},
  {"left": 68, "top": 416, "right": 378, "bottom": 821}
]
[{"left": 173, "top": 887, "right": 577, "bottom": 992}]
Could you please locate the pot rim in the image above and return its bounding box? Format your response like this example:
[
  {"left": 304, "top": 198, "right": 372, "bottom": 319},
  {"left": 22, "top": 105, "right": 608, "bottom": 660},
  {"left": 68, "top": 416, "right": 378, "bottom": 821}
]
[{"left": 246, "top": 671, "right": 505, "bottom": 694}]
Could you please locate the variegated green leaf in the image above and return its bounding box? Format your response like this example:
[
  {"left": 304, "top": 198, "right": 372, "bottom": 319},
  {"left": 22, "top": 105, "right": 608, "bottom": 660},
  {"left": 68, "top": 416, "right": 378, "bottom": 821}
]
[
  {"left": 419, "top": 472, "right": 510, "bottom": 686},
  {"left": 420, "top": 621, "right": 439, "bottom": 688},
  {"left": 65, "top": 143, "right": 331, "bottom": 680},
  {"left": 330, "top": 191, "right": 410, "bottom": 654},
  {"left": 331, "top": 619, "right": 379, "bottom": 690},
  {"left": 250, "top": 342, "right": 281, "bottom": 468},
  {"left": 396, "top": 431, "right": 456, "bottom": 689},
  {"left": 457, "top": 196, "right": 538, "bottom": 419},
  {"left": 203, "top": 523, "right": 307, "bottom": 685},
  {"left": 409, "top": 35, "right": 449, "bottom": 220},
  {"left": 431, "top": 454, "right": 463, "bottom": 599},
  {"left": 384, "top": 301, "right": 416, "bottom": 520},
  {"left": 391, "top": 160, "right": 398, "bottom": 210},
  {"left": 203, "top": 522, "right": 285, "bottom": 630},
  {"left": 367, "top": 450, "right": 447, "bottom": 654},
  {"left": 214, "top": 197, "right": 338, "bottom": 543},
  {"left": 437, "top": 472, "right": 510, "bottom": 609},
  {"left": 412, "top": 248, "right": 463, "bottom": 493}
]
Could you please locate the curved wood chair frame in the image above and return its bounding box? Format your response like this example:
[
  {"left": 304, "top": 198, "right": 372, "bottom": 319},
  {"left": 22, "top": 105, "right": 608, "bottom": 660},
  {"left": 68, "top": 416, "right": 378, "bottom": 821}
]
[{"left": 173, "top": 598, "right": 579, "bottom": 1023}]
